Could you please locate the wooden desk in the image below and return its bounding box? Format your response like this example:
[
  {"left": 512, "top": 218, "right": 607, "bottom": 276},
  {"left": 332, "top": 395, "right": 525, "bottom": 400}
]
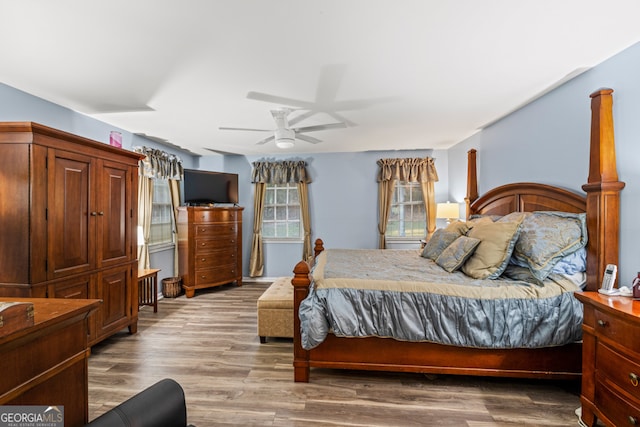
[
  {"left": 0, "top": 297, "right": 100, "bottom": 427},
  {"left": 138, "top": 268, "right": 160, "bottom": 312}
]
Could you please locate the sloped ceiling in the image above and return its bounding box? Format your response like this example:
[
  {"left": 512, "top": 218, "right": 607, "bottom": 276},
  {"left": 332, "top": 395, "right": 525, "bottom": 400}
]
[{"left": 1, "top": 1, "right": 639, "bottom": 156}]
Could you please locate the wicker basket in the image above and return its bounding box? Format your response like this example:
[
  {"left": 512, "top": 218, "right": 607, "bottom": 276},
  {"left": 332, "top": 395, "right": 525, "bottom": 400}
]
[{"left": 161, "top": 277, "right": 182, "bottom": 298}]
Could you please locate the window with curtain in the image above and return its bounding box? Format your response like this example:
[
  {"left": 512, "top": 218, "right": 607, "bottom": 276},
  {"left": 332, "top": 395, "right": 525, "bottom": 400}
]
[
  {"left": 263, "top": 182, "right": 301, "bottom": 240},
  {"left": 377, "top": 157, "right": 438, "bottom": 249},
  {"left": 386, "top": 181, "right": 426, "bottom": 238},
  {"left": 133, "top": 145, "right": 183, "bottom": 270},
  {"left": 249, "top": 159, "right": 312, "bottom": 277},
  {"left": 150, "top": 178, "right": 173, "bottom": 245}
]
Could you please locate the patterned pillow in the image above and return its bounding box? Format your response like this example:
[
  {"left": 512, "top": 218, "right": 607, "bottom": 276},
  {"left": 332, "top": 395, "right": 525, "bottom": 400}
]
[
  {"left": 511, "top": 211, "right": 587, "bottom": 282},
  {"left": 435, "top": 236, "right": 481, "bottom": 272},
  {"left": 421, "top": 229, "right": 460, "bottom": 260},
  {"left": 461, "top": 215, "right": 524, "bottom": 279},
  {"left": 444, "top": 220, "right": 470, "bottom": 236}
]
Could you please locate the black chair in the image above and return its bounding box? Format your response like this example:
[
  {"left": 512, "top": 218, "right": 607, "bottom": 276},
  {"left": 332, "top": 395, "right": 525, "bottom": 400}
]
[{"left": 85, "top": 378, "right": 194, "bottom": 427}]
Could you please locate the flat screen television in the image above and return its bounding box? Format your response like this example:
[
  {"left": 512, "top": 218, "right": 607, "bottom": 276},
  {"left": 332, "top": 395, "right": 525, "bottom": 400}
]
[{"left": 181, "top": 169, "right": 239, "bottom": 205}]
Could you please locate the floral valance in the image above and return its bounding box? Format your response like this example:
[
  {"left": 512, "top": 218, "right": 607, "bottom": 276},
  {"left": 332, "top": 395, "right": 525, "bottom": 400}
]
[
  {"left": 251, "top": 160, "right": 311, "bottom": 184},
  {"left": 133, "top": 146, "right": 183, "bottom": 180},
  {"left": 377, "top": 157, "right": 438, "bottom": 183}
]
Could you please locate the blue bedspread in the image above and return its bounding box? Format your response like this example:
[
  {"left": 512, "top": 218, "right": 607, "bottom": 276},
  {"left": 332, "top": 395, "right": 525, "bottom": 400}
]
[{"left": 299, "top": 249, "right": 583, "bottom": 350}]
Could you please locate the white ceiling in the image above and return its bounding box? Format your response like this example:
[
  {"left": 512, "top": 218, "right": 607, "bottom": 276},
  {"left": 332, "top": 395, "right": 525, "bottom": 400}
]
[{"left": 2, "top": 1, "right": 640, "bottom": 156}]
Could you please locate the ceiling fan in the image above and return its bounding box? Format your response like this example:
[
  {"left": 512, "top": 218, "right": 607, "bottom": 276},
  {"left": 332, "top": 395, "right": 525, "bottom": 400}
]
[
  {"left": 246, "top": 64, "right": 398, "bottom": 127},
  {"left": 219, "top": 108, "right": 346, "bottom": 148}
]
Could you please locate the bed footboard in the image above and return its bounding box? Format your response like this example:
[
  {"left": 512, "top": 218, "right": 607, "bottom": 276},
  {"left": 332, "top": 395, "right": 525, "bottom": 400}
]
[{"left": 292, "top": 238, "right": 324, "bottom": 382}]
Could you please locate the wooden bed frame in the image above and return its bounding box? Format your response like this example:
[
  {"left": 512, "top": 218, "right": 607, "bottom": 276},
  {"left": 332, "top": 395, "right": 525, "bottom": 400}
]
[{"left": 291, "top": 88, "right": 625, "bottom": 382}]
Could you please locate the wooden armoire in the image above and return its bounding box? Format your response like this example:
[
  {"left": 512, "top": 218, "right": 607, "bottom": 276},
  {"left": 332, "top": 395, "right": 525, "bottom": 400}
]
[{"left": 0, "top": 122, "right": 143, "bottom": 345}]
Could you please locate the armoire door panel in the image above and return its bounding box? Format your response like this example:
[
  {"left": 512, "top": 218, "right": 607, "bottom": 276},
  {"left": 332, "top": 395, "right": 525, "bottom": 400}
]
[
  {"left": 97, "top": 161, "right": 131, "bottom": 267},
  {"left": 93, "top": 266, "right": 132, "bottom": 342},
  {"left": 48, "top": 150, "right": 95, "bottom": 279}
]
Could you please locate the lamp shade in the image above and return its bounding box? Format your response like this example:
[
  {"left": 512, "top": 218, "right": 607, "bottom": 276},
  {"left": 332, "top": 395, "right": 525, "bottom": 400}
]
[{"left": 436, "top": 202, "right": 460, "bottom": 220}]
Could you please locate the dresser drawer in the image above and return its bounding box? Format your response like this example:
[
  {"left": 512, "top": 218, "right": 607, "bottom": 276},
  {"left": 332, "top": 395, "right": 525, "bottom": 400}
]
[
  {"left": 596, "top": 379, "right": 640, "bottom": 427},
  {"left": 194, "top": 265, "right": 238, "bottom": 285},
  {"left": 597, "top": 343, "right": 640, "bottom": 400},
  {"left": 195, "top": 237, "right": 239, "bottom": 252},
  {"left": 592, "top": 308, "right": 640, "bottom": 354},
  {"left": 194, "top": 209, "right": 239, "bottom": 224},
  {"left": 195, "top": 249, "right": 238, "bottom": 268},
  {"left": 194, "top": 223, "right": 237, "bottom": 237}
]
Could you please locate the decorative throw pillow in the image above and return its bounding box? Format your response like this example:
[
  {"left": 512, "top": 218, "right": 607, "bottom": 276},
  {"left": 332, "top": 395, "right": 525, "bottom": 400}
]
[
  {"left": 421, "top": 229, "right": 460, "bottom": 260},
  {"left": 435, "top": 236, "right": 481, "bottom": 272},
  {"left": 461, "top": 216, "right": 524, "bottom": 279},
  {"left": 511, "top": 211, "right": 587, "bottom": 282},
  {"left": 444, "top": 220, "right": 470, "bottom": 236}
]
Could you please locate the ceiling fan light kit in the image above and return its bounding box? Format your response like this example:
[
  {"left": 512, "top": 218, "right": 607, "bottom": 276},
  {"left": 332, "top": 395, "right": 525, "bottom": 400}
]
[{"left": 275, "top": 128, "right": 295, "bottom": 149}]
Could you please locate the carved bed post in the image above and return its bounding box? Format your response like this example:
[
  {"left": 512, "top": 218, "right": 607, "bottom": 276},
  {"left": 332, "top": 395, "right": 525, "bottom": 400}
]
[
  {"left": 582, "top": 88, "right": 625, "bottom": 291},
  {"left": 313, "top": 238, "right": 325, "bottom": 258},
  {"left": 292, "top": 260, "right": 311, "bottom": 382},
  {"left": 465, "top": 149, "right": 478, "bottom": 219}
]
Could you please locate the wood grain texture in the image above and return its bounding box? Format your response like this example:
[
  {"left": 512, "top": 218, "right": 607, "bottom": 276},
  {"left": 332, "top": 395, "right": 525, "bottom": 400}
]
[{"left": 88, "top": 282, "right": 581, "bottom": 426}]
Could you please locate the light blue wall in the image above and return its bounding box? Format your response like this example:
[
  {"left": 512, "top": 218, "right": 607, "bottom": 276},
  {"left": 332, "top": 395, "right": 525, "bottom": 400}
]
[{"left": 448, "top": 41, "right": 640, "bottom": 285}]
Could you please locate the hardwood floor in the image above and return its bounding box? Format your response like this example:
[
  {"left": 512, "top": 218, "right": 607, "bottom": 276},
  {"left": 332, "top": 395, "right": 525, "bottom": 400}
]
[{"left": 88, "top": 281, "right": 582, "bottom": 426}]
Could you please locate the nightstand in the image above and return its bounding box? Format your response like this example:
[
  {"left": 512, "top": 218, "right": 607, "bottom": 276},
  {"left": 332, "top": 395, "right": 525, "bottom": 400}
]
[{"left": 574, "top": 291, "right": 640, "bottom": 427}]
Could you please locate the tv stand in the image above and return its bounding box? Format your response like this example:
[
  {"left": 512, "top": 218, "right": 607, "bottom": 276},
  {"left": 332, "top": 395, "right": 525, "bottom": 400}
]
[{"left": 177, "top": 206, "right": 244, "bottom": 298}]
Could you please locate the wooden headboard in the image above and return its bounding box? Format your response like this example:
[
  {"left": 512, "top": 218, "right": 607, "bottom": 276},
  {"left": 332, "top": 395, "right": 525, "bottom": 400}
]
[
  {"left": 469, "top": 182, "right": 586, "bottom": 216},
  {"left": 464, "top": 88, "right": 625, "bottom": 292}
]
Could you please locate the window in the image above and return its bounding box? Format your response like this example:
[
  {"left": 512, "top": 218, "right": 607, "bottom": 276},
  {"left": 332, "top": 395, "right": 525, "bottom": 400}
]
[
  {"left": 263, "top": 183, "right": 301, "bottom": 240},
  {"left": 386, "top": 181, "right": 425, "bottom": 238},
  {"left": 149, "top": 179, "right": 173, "bottom": 245}
]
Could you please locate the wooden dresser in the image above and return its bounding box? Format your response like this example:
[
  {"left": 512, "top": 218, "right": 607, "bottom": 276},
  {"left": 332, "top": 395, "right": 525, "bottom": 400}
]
[
  {"left": 177, "top": 206, "right": 243, "bottom": 298},
  {"left": 0, "top": 122, "right": 143, "bottom": 346},
  {"left": 575, "top": 291, "right": 640, "bottom": 427},
  {"left": 0, "top": 297, "right": 100, "bottom": 427}
]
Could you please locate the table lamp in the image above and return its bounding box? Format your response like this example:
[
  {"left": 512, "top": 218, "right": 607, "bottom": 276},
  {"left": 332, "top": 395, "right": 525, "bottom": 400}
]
[{"left": 436, "top": 202, "right": 460, "bottom": 225}]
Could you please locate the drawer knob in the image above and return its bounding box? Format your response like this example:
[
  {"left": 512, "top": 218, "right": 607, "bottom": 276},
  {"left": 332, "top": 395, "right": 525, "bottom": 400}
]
[
  {"left": 630, "top": 372, "right": 639, "bottom": 387},
  {"left": 629, "top": 416, "right": 638, "bottom": 425},
  {"left": 201, "top": 258, "right": 206, "bottom": 262},
  {"left": 597, "top": 319, "right": 608, "bottom": 327},
  {"left": 201, "top": 243, "right": 206, "bottom": 246}
]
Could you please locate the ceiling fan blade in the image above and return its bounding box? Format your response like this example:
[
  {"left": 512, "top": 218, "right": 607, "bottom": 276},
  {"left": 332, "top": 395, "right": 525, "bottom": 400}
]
[
  {"left": 256, "top": 135, "right": 275, "bottom": 145},
  {"left": 295, "top": 134, "right": 322, "bottom": 144},
  {"left": 219, "top": 127, "right": 271, "bottom": 132},
  {"left": 287, "top": 110, "right": 316, "bottom": 127},
  {"left": 315, "top": 64, "right": 347, "bottom": 104},
  {"left": 294, "top": 122, "right": 347, "bottom": 133},
  {"left": 247, "top": 91, "right": 314, "bottom": 109},
  {"left": 327, "top": 112, "right": 357, "bottom": 127}
]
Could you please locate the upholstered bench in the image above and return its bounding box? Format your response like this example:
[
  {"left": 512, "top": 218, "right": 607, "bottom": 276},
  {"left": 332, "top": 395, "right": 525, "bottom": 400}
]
[{"left": 257, "top": 277, "right": 294, "bottom": 343}]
